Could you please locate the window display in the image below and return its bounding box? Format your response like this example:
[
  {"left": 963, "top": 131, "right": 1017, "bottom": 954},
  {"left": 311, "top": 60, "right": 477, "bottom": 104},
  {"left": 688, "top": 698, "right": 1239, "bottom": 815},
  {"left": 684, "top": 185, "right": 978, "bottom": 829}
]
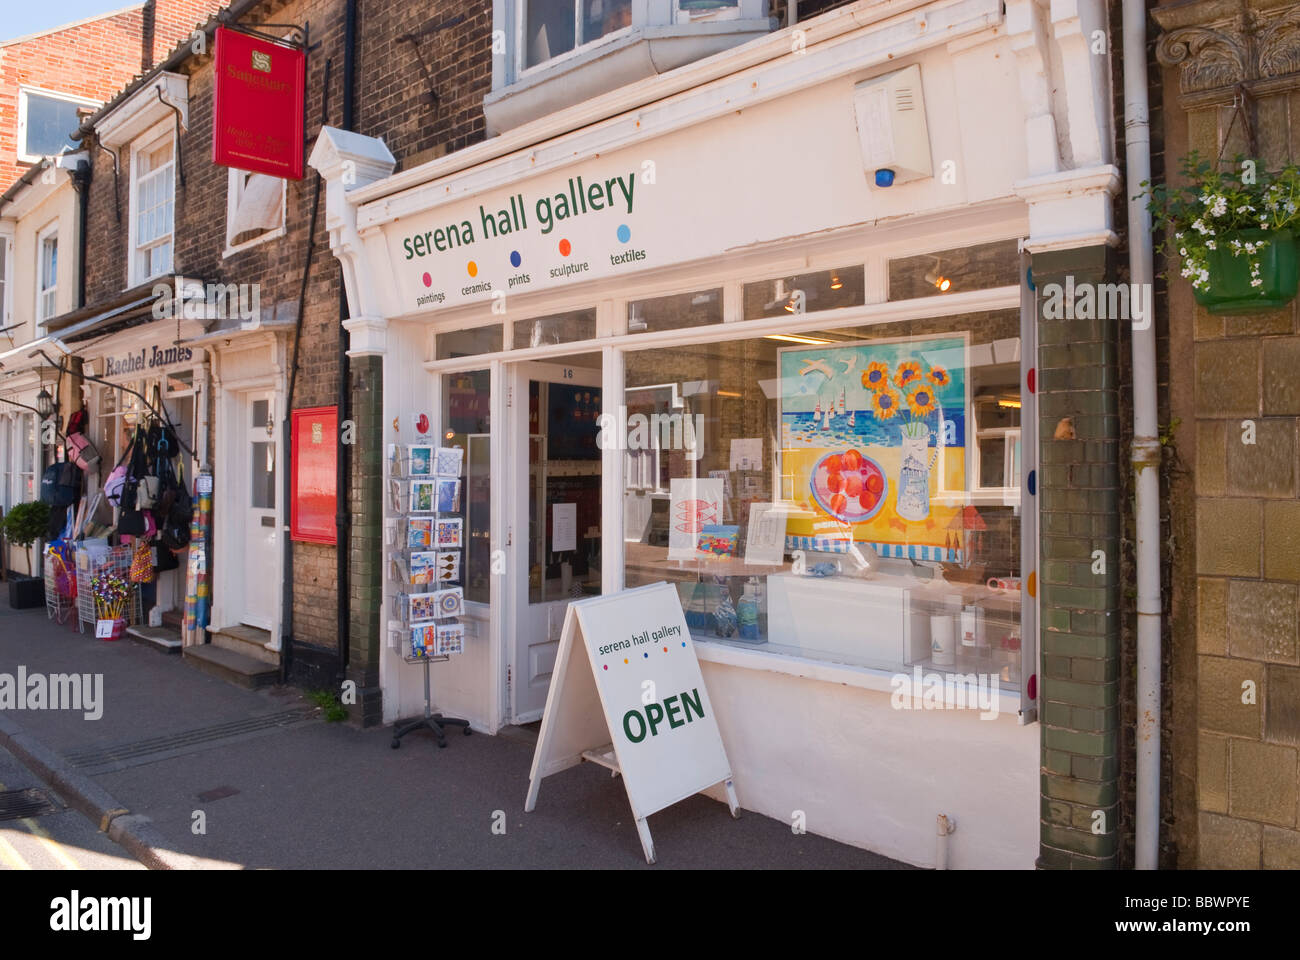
[{"left": 623, "top": 309, "right": 1024, "bottom": 682}]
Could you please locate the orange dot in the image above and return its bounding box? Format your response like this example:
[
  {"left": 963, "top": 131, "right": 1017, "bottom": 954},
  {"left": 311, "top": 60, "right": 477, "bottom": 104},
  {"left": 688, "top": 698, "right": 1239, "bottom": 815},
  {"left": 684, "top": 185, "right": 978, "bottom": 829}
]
[
  {"left": 623, "top": 658, "right": 628, "bottom": 664},
  {"left": 467, "top": 261, "right": 478, "bottom": 277},
  {"left": 1027, "top": 571, "right": 1037, "bottom": 598},
  {"left": 558, "top": 238, "right": 571, "bottom": 256},
  {"left": 663, "top": 646, "right": 667, "bottom": 652}
]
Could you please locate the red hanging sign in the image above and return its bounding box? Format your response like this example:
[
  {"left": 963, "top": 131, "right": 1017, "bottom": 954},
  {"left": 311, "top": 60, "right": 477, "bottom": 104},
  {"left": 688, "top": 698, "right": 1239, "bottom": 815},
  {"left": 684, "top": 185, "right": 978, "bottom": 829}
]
[{"left": 212, "top": 26, "right": 306, "bottom": 180}]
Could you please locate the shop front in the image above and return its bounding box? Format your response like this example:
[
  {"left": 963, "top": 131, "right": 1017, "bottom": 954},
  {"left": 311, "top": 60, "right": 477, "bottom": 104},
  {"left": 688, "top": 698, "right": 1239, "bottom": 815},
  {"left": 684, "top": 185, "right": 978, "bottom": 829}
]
[{"left": 311, "top": 0, "right": 1119, "bottom": 867}]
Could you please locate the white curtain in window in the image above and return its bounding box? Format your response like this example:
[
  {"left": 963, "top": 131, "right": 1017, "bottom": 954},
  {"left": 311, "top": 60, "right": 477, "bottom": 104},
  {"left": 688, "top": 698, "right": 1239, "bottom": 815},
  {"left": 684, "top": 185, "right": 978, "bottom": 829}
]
[{"left": 230, "top": 173, "right": 284, "bottom": 237}]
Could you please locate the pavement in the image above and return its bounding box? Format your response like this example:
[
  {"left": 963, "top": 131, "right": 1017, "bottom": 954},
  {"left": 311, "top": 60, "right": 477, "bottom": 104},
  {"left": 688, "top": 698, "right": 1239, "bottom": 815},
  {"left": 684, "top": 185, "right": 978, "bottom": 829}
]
[{"left": 0, "top": 592, "right": 906, "bottom": 869}]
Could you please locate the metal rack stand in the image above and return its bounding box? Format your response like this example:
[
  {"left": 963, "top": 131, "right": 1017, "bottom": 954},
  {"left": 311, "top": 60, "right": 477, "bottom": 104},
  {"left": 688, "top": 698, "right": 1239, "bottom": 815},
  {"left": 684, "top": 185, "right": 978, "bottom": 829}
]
[{"left": 390, "top": 653, "right": 471, "bottom": 749}]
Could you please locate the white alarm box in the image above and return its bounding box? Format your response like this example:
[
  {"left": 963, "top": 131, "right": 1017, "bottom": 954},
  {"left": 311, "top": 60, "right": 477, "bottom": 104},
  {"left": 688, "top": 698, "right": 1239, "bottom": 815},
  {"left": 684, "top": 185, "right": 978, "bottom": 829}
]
[{"left": 853, "top": 64, "right": 934, "bottom": 187}]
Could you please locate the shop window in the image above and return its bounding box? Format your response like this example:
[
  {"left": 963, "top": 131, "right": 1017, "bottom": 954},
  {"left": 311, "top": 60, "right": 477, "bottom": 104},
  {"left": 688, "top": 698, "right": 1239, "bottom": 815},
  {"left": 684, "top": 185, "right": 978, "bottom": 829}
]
[
  {"left": 628, "top": 288, "right": 722, "bottom": 333},
  {"left": 622, "top": 308, "right": 1026, "bottom": 686},
  {"left": 17, "top": 88, "right": 96, "bottom": 163},
  {"left": 523, "top": 0, "right": 633, "bottom": 70},
  {"left": 130, "top": 129, "right": 175, "bottom": 285},
  {"left": 442, "top": 370, "right": 492, "bottom": 603},
  {"left": 37, "top": 225, "right": 58, "bottom": 323},
  {"left": 887, "top": 239, "right": 1020, "bottom": 301},
  {"left": 742, "top": 266, "right": 864, "bottom": 321},
  {"left": 226, "top": 170, "right": 286, "bottom": 253},
  {"left": 513, "top": 308, "right": 596, "bottom": 347},
  {"left": 2, "top": 412, "right": 38, "bottom": 509},
  {"left": 437, "top": 325, "right": 503, "bottom": 361}
]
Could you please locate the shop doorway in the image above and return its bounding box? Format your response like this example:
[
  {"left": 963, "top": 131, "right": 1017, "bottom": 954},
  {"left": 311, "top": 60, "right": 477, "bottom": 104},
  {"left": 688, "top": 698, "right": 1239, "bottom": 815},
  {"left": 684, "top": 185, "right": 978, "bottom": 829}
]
[
  {"left": 239, "top": 389, "right": 278, "bottom": 630},
  {"left": 506, "top": 355, "right": 603, "bottom": 723}
]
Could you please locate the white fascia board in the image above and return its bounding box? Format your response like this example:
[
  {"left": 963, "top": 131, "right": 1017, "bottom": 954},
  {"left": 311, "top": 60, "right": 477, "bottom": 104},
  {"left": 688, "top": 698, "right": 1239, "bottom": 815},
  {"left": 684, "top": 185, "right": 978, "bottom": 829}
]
[
  {"left": 96, "top": 72, "right": 189, "bottom": 150},
  {"left": 355, "top": 0, "right": 1003, "bottom": 232}
]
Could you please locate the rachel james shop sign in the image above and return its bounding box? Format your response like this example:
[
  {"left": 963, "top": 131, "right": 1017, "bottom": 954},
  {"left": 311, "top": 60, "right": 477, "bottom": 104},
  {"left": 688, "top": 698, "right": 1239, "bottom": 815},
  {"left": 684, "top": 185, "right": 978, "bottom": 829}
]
[{"left": 101, "top": 343, "right": 194, "bottom": 379}]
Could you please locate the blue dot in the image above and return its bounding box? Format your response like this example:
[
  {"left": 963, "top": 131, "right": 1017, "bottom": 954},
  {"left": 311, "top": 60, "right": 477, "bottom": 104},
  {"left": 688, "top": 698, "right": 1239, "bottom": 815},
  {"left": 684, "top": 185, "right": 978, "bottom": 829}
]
[
  {"left": 1027, "top": 469, "right": 1036, "bottom": 496},
  {"left": 643, "top": 652, "right": 648, "bottom": 658},
  {"left": 510, "top": 250, "right": 521, "bottom": 268},
  {"left": 681, "top": 641, "right": 686, "bottom": 647},
  {"left": 617, "top": 224, "right": 631, "bottom": 243}
]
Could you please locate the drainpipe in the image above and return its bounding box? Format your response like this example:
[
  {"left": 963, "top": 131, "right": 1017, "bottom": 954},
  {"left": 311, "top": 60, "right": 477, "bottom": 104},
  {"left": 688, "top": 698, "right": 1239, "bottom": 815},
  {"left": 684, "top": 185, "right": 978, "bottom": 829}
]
[
  {"left": 336, "top": 0, "right": 357, "bottom": 683},
  {"left": 1122, "top": 0, "right": 1161, "bottom": 870}
]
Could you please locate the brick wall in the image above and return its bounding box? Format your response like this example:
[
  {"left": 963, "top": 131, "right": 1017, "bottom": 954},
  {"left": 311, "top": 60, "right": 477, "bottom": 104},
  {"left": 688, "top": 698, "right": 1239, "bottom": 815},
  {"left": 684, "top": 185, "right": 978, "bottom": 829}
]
[{"left": 0, "top": 1, "right": 226, "bottom": 193}]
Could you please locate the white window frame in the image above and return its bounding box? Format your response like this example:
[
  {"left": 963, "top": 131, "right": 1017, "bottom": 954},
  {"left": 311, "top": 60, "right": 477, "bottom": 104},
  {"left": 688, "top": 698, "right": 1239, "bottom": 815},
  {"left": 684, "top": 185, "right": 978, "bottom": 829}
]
[
  {"left": 0, "top": 230, "right": 13, "bottom": 331},
  {"left": 672, "top": 0, "right": 740, "bottom": 24},
  {"left": 0, "top": 413, "right": 11, "bottom": 512},
  {"left": 224, "top": 169, "right": 287, "bottom": 256},
  {"left": 127, "top": 121, "right": 176, "bottom": 288},
  {"left": 516, "top": 0, "right": 636, "bottom": 79},
  {"left": 36, "top": 222, "right": 58, "bottom": 324},
  {"left": 16, "top": 86, "right": 100, "bottom": 165}
]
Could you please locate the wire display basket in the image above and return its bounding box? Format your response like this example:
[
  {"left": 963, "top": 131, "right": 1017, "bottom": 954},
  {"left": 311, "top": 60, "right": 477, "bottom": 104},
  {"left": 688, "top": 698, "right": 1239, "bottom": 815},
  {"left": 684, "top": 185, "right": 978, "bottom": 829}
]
[
  {"left": 75, "top": 545, "right": 143, "bottom": 635},
  {"left": 43, "top": 552, "right": 77, "bottom": 625}
]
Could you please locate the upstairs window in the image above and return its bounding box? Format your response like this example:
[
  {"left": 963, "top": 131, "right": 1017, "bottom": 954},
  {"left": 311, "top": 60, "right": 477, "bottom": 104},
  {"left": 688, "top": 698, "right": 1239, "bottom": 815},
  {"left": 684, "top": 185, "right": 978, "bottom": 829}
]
[
  {"left": 131, "top": 129, "right": 175, "bottom": 284},
  {"left": 523, "top": 0, "right": 633, "bottom": 70},
  {"left": 37, "top": 226, "right": 58, "bottom": 323},
  {"left": 226, "top": 170, "right": 286, "bottom": 253},
  {"left": 17, "top": 88, "right": 97, "bottom": 163}
]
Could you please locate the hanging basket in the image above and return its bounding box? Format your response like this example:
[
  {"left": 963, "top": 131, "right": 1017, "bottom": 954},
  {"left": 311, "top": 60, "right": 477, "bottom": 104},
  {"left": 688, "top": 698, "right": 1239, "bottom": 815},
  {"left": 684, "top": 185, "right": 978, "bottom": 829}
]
[{"left": 1193, "top": 229, "right": 1299, "bottom": 315}]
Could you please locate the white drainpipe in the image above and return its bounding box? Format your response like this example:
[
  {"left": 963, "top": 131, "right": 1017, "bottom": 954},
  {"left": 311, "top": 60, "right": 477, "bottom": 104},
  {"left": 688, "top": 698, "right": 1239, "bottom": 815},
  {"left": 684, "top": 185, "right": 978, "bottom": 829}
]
[{"left": 1122, "top": 0, "right": 1161, "bottom": 870}]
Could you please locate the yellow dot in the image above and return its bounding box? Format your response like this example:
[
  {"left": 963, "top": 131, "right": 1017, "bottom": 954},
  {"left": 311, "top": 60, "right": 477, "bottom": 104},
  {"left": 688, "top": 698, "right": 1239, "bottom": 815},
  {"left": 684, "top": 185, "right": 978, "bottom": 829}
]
[
  {"left": 467, "top": 261, "right": 478, "bottom": 277},
  {"left": 1027, "top": 571, "right": 1037, "bottom": 598}
]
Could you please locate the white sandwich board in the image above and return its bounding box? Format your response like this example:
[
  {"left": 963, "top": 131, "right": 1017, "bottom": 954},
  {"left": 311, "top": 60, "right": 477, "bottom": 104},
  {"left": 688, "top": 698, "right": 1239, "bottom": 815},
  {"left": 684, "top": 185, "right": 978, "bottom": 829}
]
[{"left": 524, "top": 581, "right": 739, "bottom": 863}]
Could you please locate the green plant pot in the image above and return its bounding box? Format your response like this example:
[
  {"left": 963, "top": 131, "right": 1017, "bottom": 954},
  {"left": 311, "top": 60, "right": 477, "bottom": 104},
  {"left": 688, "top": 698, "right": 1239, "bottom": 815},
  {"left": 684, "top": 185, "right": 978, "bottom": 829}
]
[{"left": 1193, "top": 229, "right": 1299, "bottom": 315}]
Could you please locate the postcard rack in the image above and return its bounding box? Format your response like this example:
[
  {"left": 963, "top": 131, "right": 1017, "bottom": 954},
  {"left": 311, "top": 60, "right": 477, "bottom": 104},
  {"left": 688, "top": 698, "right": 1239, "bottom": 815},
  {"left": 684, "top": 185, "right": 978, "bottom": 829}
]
[{"left": 386, "top": 440, "right": 471, "bottom": 750}]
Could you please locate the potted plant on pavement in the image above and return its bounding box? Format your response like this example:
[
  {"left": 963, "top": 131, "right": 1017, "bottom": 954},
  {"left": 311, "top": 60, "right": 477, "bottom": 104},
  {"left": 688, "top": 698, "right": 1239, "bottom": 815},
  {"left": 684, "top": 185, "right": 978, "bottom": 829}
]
[
  {"left": 1, "top": 501, "right": 51, "bottom": 608},
  {"left": 1145, "top": 153, "right": 1300, "bottom": 315}
]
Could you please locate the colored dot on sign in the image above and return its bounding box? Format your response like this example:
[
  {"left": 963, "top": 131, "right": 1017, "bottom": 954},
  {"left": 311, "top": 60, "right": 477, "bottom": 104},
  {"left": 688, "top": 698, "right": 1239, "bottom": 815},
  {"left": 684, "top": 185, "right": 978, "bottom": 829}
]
[
  {"left": 422, "top": 272, "right": 432, "bottom": 287},
  {"left": 1028, "top": 571, "right": 1037, "bottom": 598},
  {"left": 617, "top": 224, "right": 631, "bottom": 243},
  {"left": 1027, "top": 368, "right": 1036, "bottom": 394},
  {"left": 558, "top": 238, "right": 571, "bottom": 256},
  {"left": 603, "top": 664, "right": 608, "bottom": 670},
  {"left": 623, "top": 658, "right": 628, "bottom": 664},
  {"left": 510, "top": 250, "right": 521, "bottom": 268},
  {"left": 643, "top": 652, "right": 648, "bottom": 658},
  {"left": 1027, "top": 469, "right": 1036, "bottom": 496},
  {"left": 681, "top": 642, "right": 686, "bottom": 647},
  {"left": 663, "top": 646, "right": 668, "bottom": 652},
  {"left": 467, "top": 261, "right": 478, "bottom": 278}
]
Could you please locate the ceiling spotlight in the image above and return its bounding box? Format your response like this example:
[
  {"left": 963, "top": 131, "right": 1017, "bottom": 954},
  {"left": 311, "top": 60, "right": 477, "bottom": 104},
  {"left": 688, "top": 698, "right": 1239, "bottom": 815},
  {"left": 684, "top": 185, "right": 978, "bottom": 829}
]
[
  {"left": 924, "top": 258, "right": 952, "bottom": 292},
  {"left": 830, "top": 272, "right": 843, "bottom": 291}
]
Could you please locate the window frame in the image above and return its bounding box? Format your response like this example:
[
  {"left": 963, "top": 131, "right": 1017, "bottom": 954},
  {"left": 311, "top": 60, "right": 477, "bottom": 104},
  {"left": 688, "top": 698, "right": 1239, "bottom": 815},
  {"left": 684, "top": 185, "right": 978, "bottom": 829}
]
[
  {"left": 515, "top": 0, "right": 636, "bottom": 79},
  {"left": 16, "top": 86, "right": 99, "bottom": 165},
  {"left": 0, "top": 230, "right": 12, "bottom": 331},
  {"left": 35, "top": 221, "right": 58, "bottom": 324},
  {"left": 127, "top": 121, "right": 177, "bottom": 288},
  {"left": 224, "top": 168, "right": 287, "bottom": 256}
]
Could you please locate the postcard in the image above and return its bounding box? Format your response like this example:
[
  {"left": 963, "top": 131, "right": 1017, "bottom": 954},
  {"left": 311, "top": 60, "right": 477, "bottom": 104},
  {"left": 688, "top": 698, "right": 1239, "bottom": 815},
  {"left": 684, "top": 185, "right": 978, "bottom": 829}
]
[
  {"left": 432, "top": 586, "right": 464, "bottom": 619},
  {"left": 410, "top": 480, "right": 435, "bottom": 513},
  {"left": 435, "top": 518, "right": 463, "bottom": 548},
  {"left": 436, "top": 477, "right": 461, "bottom": 513},
  {"left": 436, "top": 622, "right": 465, "bottom": 656},
  {"left": 411, "top": 623, "right": 437, "bottom": 659},
  {"left": 436, "top": 446, "right": 464, "bottom": 477},
  {"left": 408, "top": 445, "right": 434, "bottom": 477},
  {"left": 436, "top": 551, "right": 460, "bottom": 583},
  {"left": 410, "top": 551, "right": 437, "bottom": 586},
  {"left": 409, "top": 592, "right": 440, "bottom": 622},
  {"left": 407, "top": 517, "right": 433, "bottom": 550}
]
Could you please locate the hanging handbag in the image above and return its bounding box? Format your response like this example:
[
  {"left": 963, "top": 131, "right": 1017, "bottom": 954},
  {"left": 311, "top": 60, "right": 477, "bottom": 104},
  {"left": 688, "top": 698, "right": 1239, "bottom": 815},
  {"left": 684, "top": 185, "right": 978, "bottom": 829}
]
[{"left": 129, "top": 538, "right": 156, "bottom": 584}]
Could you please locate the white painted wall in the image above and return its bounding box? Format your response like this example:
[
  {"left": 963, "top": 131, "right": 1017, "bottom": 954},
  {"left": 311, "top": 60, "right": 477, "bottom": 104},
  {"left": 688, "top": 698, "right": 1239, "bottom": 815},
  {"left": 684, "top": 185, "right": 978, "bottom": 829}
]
[{"left": 698, "top": 659, "right": 1039, "bottom": 868}]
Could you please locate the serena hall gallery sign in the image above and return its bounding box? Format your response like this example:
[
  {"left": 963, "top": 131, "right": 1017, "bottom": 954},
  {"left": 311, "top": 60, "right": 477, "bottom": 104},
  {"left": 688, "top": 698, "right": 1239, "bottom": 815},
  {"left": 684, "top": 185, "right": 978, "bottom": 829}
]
[{"left": 212, "top": 26, "right": 306, "bottom": 180}]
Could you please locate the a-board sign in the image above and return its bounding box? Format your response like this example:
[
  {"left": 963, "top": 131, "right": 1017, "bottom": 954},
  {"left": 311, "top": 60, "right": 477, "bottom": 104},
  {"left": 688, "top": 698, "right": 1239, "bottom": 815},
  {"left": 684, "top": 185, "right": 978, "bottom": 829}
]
[{"left": 524, "top": 581, "right": 738, "bottom": 863}]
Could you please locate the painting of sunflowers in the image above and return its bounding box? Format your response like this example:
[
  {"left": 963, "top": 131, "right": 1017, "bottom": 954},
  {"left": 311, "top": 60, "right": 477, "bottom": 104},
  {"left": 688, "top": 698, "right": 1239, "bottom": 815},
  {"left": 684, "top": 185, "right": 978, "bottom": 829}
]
[{"left": 778, "top": 335, "right": 970, "bottom": 561}]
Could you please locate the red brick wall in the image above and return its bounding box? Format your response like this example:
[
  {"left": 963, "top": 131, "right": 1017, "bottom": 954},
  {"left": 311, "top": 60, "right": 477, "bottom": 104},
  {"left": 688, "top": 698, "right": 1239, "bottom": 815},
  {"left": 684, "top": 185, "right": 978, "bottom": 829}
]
[{"left": 0, "top": 1, "right": 227, "bottom": 193}]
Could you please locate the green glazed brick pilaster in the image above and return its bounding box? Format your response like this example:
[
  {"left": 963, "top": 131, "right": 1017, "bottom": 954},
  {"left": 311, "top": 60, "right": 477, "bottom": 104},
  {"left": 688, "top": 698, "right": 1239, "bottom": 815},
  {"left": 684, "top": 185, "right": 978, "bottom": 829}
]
[
  {"left": 347, "top": 354, "right": 384, "bottom": 727},
  {"left": 1033, "top": 244, "right": 1123, "bottom": 869}
]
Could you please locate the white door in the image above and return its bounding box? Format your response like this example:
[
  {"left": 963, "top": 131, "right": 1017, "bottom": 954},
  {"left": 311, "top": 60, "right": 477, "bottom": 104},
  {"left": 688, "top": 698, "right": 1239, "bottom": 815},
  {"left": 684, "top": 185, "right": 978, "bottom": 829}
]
[
  {"left": 241, "top": 390, "right": 278, "bottom": 630},
  {"left": 507, "top": 358, "right": 603, "bottom": 723}
]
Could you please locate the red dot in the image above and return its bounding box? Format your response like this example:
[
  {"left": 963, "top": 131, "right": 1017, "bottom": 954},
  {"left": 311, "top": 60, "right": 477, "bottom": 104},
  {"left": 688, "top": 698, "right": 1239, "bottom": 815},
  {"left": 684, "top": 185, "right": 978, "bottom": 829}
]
[
  {"left": 422, "top": 272, "right": 432, "bottom": 287},
  {"left": 1027, "top": 368, "right": 1036, "bottom": 394},
  {"left": 558, "top": 239, "right": 571, "bottom": 256},
  {"left": 603, "top": 664, "right": 608, "bottom": 670},
  {"left": 663, "top": 646, "right": 667, "bottom": 652}
]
